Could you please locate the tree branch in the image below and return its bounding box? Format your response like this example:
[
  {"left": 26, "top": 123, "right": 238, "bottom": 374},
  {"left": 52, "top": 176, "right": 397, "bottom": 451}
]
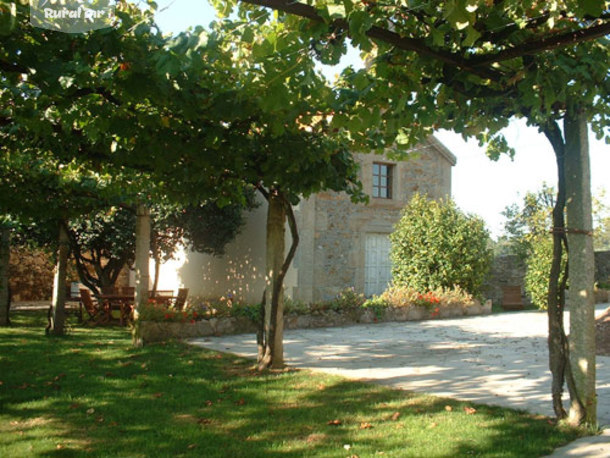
[
  {"left": 0, "top": 59, "right": 29, "bottom": 74},
  {"left": 470, "top": 21, "right": 610, "bottom": 67},
  {"left": 239, "top": 0, "right": 503, "bottom": 82},
  {"left": 240, "top": 0, "right": 609, "bottom": 82}
]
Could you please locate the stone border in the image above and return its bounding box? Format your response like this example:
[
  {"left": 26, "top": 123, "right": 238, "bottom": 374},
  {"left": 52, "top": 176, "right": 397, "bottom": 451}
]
[{"left": 137, "top": 301, "right": 491, "bottom": 345}]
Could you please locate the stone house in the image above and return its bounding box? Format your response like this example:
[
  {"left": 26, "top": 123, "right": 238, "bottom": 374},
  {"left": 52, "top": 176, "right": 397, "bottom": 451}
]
[{"left": 155, "top": 135, "right": 456, "bottom": 304}]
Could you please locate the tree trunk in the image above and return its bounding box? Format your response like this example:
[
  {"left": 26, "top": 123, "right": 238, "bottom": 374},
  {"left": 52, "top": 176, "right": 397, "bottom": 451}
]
[
  {"left": 259, "top": 192, "right": 287, "bottom": 369},
  {"left": 152, "top": 253, "right": 160, "bottom": 295},
  {"left": 544, "top": 121, "right": 569, "bottom": 419},
  {"left": 257, "top": 190, "right": 300, "bottom": 370},
  {"left": 132, "top": 204, "right": 151, "bottom": 347},
  {"left": 564, "top": 108, "right": 596, "bottom": 426},
  {"left": 0, "top": 225, "right": 10, "bottom": 326},
  {"left": 49, "top": 223, "right": 69, "bottom": 336}
]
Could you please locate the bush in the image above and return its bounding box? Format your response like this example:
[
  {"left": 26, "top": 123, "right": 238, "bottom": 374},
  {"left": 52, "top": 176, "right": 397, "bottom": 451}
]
[
  {"left": 138, "top": 299, "right": 201, "bottom": 323},
  {"left": 390, "top": 194, "right": 493, "bottom": 297},
  {"left": 372, "top": 285, "right": 475, "bottom": 309},
  {"left": 523, "top": 236, "right": 568, "bottom": 310}
]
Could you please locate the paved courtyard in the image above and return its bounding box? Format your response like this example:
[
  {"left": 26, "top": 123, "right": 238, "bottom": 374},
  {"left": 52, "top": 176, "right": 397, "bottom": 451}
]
[{"left": 190, "top": 304, "right": 610, "bottom": 428}]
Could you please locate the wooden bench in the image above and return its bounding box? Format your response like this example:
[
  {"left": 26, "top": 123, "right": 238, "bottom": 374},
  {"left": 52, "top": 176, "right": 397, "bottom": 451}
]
[{"left": 501, "top": 285, "right": 524, "bottom": 311}]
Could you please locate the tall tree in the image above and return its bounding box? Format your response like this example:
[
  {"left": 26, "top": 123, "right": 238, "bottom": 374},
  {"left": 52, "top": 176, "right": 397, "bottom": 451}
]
[
  {"left": 224, "top": 0, "right": 609, "bottom": 423},
  {"left": 2, "top": 2, "right": 365, "bottom": 359}
]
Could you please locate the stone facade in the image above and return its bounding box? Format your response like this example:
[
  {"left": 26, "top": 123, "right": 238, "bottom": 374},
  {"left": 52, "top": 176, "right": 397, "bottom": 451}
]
[{"left": 291, "top": 136, "right": 456, "bottom": 302}]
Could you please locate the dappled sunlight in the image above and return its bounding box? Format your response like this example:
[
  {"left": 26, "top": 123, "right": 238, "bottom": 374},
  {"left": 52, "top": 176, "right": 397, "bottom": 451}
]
[{"left": 195, "top": 310, "right": 610, "bottom": 425}]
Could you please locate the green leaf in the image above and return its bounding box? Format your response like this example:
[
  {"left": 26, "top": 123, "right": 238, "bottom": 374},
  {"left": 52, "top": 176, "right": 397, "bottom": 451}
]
[
  {"left": 241, "top": 26, "right": 254, "bottom": 44},
  {"left": 580, "top": 0, "right": 604, "bottom": 17},
  {"left": 462, "top": 26, "right": 481, "bottom": 47}
]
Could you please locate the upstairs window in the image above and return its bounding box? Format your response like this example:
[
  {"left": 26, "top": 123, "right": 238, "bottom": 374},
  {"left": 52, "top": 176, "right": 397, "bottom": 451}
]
[{"left": 372, "top": 163, "right": 393, "bottom": 199}]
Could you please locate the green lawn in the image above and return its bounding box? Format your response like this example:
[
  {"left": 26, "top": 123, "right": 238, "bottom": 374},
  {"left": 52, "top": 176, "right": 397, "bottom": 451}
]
[{"left": 0, "top": 311, "right": 583, "bottom": 457}]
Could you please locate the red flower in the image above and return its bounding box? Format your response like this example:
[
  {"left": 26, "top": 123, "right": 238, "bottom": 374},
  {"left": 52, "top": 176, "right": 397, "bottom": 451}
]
[{"left": 164, "top": 313, "right": 171, "bottom": 320}]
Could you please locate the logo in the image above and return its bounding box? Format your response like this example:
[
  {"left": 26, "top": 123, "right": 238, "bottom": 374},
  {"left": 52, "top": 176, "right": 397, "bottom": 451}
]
[{"left": 30, "top": 0, "right": 115, "bottom": 33}]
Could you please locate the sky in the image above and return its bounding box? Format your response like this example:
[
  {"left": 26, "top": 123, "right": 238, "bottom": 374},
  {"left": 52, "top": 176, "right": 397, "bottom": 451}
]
[{"left": 152, "top": 0, "right": 609, "bottom": 239}]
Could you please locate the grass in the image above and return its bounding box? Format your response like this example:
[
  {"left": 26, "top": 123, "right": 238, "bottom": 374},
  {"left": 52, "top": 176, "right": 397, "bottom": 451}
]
[{"left": 0, "top": 310, "right": 585, "bottom": 457}]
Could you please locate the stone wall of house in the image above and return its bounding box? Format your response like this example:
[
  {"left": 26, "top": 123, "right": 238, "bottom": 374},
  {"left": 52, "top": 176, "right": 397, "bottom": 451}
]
[{"left": 292, "top": 138, "right": 455, "bottom": 303}]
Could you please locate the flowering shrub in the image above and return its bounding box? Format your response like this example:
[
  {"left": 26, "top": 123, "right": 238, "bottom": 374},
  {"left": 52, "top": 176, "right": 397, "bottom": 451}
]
[
  {"left": 310, "top": 287, "right": 366, "bottom": 313},
  {"left": 412, "top": 292, "right": 441, "bottom": 307},
  {"left": 187, "top": 295, "right": 261, "bottom": 321},
  {"left": 137, "top": 299, "right": 201, "bottom": 323},
  {"left": 366, "top": 285, "right": 475, "bottom": 309},
  {"left": 139, "top": 285, "right": 477, "bottom": 323}
]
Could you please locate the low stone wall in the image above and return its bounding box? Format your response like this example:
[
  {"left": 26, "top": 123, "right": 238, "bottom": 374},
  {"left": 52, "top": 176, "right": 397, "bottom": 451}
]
[{"left": 137, "top": 300, "right": 492, "bottom": 345}]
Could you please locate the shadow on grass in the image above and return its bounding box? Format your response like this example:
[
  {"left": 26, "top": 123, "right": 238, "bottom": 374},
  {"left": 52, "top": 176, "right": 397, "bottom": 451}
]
[{"left": 0, "top": 310, "right": 582, "bottom": 457}]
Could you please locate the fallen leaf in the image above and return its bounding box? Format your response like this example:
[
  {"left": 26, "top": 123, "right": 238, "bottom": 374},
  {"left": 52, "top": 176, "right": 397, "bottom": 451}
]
[
  {"left": 96, "top": 416, "right": 104, "bottom": 423},
  {"left": 205, "top": 400, "right": 213, "bottom": 407},
  {"left": 235, "top": 398, "right": 246, "bottom": 406},
  {"left": 152, "top": 392, "right": 163, "bottom": 399},
  {"left": 359, "top": 422, "right": 373, "bottom": 429},
  {"left": 69, "top": 403, "right": 80, "bottom": 410},
  {"left": 445, "top": 405, "right": 453, "bottom": 412},
  {"left": 56, "top": 444, "right": 64, "bottom": 450},
  {"left": 105, "top": 372, "right": 114, "bottom": 377},
  {"left": 86, "top": 408, "right": 95, "bottom": 415},
  {"left": 464, "top": 407, "right": 477, "bottom": 415},
  {"left": 429, "top": 422, "right": 438, "bottom": 428},
  {"left": 197, "top": 418, "right": 212, "bottom": 425},
  {"left": 109, "top": 421, "right": 119, "bottom": 427},
  {"left": 187, "top": 444, "right": 197, "bottom": 449},
  {"left": 0, "top": 380, "right": 4, "bottom": 385},
  {"left": 390, "top": 412, "right": 400, "bottom": 421},
  {"left": 327, "top": 419, "right": 342, "bottom": 426},
  {"left": 317, "top": 383, "right": 326, "bottom": 390},
  {"left": 54, "top": 373, "right": 66, "bottom": 381},
  {"left": 306, "top": 433, "right": 326, "bottom": 443}
]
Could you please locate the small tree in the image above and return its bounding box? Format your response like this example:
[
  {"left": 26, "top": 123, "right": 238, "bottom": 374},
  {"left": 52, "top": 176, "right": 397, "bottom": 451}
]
[
  {"left": 502, "top": 185, "right": 607, "bottom": 309},
  {"left": 390, "top": 194, "right": 492, "bottom": 298}
]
